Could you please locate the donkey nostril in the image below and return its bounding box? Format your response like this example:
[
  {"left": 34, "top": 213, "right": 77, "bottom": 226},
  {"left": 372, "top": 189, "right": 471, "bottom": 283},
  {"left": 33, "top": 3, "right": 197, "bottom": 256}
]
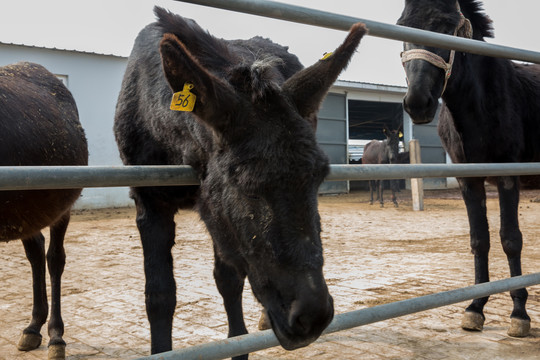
[
  {"left": 292, "top": 313, "right": 310, "bottom": 333},
  {"left": 403, "top": 90, "right": 437, "bottom": 124},
  {"left": 288, "top": 306, "right": 312, "bottom": 335},
  {"left": 288, "top": 295, "right": 333, "bottom": 336},
  {"left": 404, "top": 91, "right": 430, "bottom": 113}
]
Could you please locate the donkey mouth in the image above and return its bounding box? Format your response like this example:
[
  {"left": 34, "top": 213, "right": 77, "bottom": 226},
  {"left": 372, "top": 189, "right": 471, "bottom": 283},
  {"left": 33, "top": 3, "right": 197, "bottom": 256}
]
[
  {"left": 267, "top": 296, "right": 334, "bottom": 351},
  {"left": 404, "top": 105, "right": 437, "bottom": 125},
  {"left": 410, "top": 115, "right": 434, "bottom": 125}
]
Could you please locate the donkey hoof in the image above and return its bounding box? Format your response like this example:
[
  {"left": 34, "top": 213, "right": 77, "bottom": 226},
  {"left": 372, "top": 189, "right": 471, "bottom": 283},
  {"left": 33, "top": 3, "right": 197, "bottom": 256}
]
[
  {"left": 507, "top": 318, "right": 531, "bottom": 337},
  {"left": 461, "top": 311, "right": 484, "bottom": 331},
  {"left": 17, "top": 332, "right": 42, "bottom": 351},
  {"left": 258, "top": 311, "right": 272, "bottom": 330},
  {"left": 48, "top": 343, "right": 66, "bottom": 360}
]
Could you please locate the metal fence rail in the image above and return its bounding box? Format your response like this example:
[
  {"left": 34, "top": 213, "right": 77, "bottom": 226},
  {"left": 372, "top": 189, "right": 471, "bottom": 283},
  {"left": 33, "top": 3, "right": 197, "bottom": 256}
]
[
  {"left": 176, "top": 0, "right": 540, "bottom": 64},
  {"left": 1, "top": 163, "right": 540, "bottom": 190},
  {"left": 0, "top": 165, "right": 199, "bottom": 190},
  {"left": 137, "top": 273, "right": 540, "bottom": 360}
]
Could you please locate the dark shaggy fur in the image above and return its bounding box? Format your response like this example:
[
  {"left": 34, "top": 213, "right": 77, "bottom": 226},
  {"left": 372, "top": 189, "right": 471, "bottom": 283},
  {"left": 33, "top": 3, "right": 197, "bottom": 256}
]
[
  {"left": 399, "top": 0, "right": 540, "bottom": 337},
  {"left": 0, "top": 62, "right": 88, "bottom": 358},
  {"left": 114, "top": 7, "right": 366, "bottom": 358}
]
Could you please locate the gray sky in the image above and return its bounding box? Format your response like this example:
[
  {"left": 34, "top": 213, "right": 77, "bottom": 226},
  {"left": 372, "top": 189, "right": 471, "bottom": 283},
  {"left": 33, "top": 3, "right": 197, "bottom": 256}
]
[{"left": 0, "top": 1, "right": 538, "bottom": 86}]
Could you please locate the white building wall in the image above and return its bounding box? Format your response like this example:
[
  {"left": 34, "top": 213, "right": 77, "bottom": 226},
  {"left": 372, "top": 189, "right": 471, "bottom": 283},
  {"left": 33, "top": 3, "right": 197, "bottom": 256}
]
[{"left": 0, "top": 43, "right": 132, "bottom": 208}]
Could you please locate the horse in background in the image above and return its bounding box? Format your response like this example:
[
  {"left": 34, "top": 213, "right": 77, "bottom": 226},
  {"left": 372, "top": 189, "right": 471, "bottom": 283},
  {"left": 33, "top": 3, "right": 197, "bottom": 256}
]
[
  {"left": 0, "top": 62, "right": 88, "bottom": 359},
  {"left": 114, "top": 7, "right": 366, "bottom": 358},
  {"left": 361, "top": 126, "right": 403, "bottom": 207},
  {"left": 399, "top": 0, "right": 540, "bottom": 337}
]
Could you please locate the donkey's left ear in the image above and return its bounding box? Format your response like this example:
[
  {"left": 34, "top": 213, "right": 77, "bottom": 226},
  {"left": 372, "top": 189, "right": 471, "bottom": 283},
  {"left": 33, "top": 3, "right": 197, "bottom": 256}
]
[{"left": 282, "top": 23, "right": 367, "bottom": 123}]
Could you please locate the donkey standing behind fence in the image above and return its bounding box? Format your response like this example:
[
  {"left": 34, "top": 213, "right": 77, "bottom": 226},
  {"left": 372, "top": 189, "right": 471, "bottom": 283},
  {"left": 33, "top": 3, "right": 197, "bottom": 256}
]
[
  {"left": 398, "top": 0, "right": 540, "bottom": 337},
  {"left": 362, "top": 126, "right": 402, "bottom": 207},
  {"left": 114, "top": 7, "right": 366, "bottom": 358},
  {"left": 0, "top": 62, "right": 88, "bottom": 359}
]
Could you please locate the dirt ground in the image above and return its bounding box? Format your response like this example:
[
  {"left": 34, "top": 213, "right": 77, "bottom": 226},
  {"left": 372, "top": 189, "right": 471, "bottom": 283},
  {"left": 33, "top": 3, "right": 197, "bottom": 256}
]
[{"left": 1, "top": 187, "right": 540, "bottom": 359}]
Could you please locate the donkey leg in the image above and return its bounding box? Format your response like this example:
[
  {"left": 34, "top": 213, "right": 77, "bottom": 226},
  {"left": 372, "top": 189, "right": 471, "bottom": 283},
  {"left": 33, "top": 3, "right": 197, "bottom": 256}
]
[
  {"left": 459, "top": 178, "right": 490, "bottom": 331},
  {"left": 391, "top": 190, "right": 398, "bottom": 207},
  {"left": 258, "top": 308, "right": 271, "bottom": 331},
  {"left": 135, "top": 196, "right": 177, "bottom": 354},
  {"left": 497, "top": 176, "right": 530, "bottom": 337},
  {"left": 391, "top": 180, "right": 399, "bottom": 207},
  {"left": 378, "top": 180, "right": 384, "bottom": 207},
  {"left": 213, "top": 250, "right": 248, "bottom": 360},
  {"left": 19, "top": 233, "right": 48, "bottom": 352},
  {"left": 368, "top": 181, "right": 375, "bottom": 205},
  {"left": 47, "top": 212, "right": 70, "bottom": 360}
]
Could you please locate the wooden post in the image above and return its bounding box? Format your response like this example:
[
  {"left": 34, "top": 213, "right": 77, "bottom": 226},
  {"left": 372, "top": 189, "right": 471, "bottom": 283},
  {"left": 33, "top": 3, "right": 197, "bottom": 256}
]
[{"left": 409, "top": 139, "right": 424, "bottom": 211}]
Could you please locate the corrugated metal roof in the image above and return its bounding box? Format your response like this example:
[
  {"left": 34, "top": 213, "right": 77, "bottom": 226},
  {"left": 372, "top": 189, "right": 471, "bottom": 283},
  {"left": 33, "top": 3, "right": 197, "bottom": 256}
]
[
  {"left": 334, "top": 79, "right": 407, "bottom": 93},
  {"left": 0, "top": 41, "right": 127, "bottom": 59}
]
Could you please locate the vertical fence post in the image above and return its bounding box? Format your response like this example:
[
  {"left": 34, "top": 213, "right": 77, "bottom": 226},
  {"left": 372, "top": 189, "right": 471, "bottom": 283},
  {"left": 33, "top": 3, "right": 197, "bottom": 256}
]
[{"left": 409, "top": 140, "right": 424, "bottom": 211}]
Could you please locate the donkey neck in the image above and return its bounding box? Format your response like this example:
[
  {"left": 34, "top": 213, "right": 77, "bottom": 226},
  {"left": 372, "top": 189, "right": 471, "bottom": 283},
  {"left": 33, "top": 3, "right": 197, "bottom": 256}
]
[
  {"left": 439, "top": 52, "right": 527, "bottom": 163},
  {"left": 442, "top": 53, "right": 515, "bottom": 125}
]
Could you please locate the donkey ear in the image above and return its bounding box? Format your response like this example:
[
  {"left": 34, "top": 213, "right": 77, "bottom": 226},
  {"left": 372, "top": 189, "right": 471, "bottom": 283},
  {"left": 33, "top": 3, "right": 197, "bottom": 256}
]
[
  {"left": 159, "top": 33, "right": 238, "bottom": 129},
  {"left": 282, "top": 23, "right": 367, "bottom": 122}
]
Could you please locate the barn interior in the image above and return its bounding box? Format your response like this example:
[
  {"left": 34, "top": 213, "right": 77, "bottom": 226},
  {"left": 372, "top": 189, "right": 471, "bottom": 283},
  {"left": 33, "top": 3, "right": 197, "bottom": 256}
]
[{"left": 348, "top": 99, "right": 406, "bottom": 191}]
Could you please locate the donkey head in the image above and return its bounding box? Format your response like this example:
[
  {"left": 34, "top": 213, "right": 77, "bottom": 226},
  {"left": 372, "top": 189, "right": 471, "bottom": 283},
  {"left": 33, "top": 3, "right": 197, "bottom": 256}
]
[
  {"left": 383, "top": 125, "right": 402, "bottom": 164},
  {"left": 160, "top": 22, "right": 367, "bottom": 349},
  {"left": 397, "top": 0, "right": 481, "bottom": 124}
]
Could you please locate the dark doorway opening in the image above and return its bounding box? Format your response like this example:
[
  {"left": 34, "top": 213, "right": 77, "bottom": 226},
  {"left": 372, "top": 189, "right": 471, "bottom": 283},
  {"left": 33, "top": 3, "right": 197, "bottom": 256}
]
[
  {"left": 348, "top": 100, "right": 405, "bottom": 191},
  {"left": 349, "top": 100, "right": 403, "bottom": 140}
]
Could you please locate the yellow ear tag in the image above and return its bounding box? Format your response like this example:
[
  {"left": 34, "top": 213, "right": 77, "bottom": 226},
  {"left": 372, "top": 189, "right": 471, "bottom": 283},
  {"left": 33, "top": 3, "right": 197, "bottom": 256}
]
[
  {"left": 399, "top": 131, "right": 404, "bottom": 138},
  {"left": 170, "top": 83, "right": 196, "bottom": 112},
  {"left": 320, "top": 52, "right": 333, "bottom": 61}
]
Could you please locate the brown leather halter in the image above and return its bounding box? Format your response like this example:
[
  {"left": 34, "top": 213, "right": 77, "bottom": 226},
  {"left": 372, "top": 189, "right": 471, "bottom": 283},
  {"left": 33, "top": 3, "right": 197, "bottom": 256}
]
[{"left": 401, "top": 2, "right": 473, "bottom": 96}]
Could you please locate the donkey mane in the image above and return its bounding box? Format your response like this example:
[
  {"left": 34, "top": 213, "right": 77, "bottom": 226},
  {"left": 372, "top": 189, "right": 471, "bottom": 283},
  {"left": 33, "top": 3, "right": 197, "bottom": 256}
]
[
  {"left": 154, "top": 7, "right": 234, "bottom": 70},
  {"left": 228, "top": 56, "right": 285, "bottom": 102},
  {"left": 458, "top": 0, "right": 494, "bottom": 39}
]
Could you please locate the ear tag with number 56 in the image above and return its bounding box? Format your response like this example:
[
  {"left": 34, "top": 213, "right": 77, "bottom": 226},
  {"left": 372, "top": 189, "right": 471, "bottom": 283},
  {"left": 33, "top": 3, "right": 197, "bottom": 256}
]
[{"left": 170, "top": 83, "right": 196, "bottom": 112}]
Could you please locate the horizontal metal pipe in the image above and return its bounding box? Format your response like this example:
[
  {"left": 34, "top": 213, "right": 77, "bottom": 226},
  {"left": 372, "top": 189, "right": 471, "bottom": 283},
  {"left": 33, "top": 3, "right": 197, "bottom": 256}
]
[
  {"left": 1, "top": 163, "right": 540, "bottom": 190},
  {"left": 327, "top": 163, "right": 540, "bottom": 181},
  {"left": 138, "top": 273, "right": 540, "bottom": 360},
  {"left": 0, "top": 165, "right": 200, "bottom": 190},
  {"left": 175, "top": 0, "right": 540, "bottom": 64}
]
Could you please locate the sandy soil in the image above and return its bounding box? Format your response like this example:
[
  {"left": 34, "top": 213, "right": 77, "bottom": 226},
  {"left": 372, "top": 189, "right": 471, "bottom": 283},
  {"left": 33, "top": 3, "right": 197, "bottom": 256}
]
[{"left": 1, "top": 187, "right": 540, "bottom": 359}]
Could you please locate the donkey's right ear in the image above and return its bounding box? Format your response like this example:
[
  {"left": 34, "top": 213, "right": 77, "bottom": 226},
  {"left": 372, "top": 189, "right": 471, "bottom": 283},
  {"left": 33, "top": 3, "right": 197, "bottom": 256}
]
[
  {"left": 282, "top": 23, "right": 367, "bottom": 124},
  {"left": 159, "top": 33, "right": 238, "bottom": 129}
]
